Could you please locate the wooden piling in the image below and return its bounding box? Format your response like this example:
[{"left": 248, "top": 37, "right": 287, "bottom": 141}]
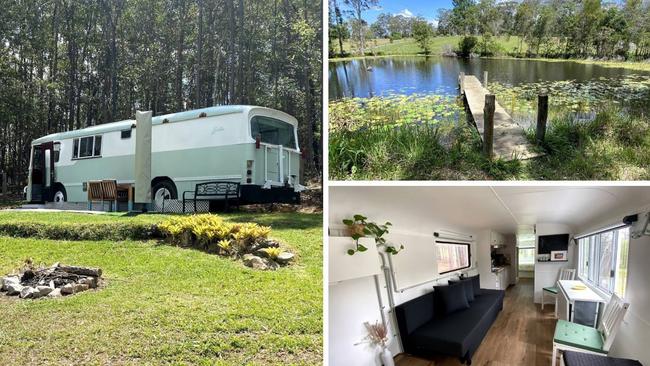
[
  {"left": 459, "top": 72, "right": 465, "bottom": 94},
  {"left": 536, "top": 94, "right": 549, "bottom": 143},
  {"left": 483, "top": 94, "right": 496, "bottom": 159},
  {"left": 483, "top": 71, "right": 488, "bottom": 88}
]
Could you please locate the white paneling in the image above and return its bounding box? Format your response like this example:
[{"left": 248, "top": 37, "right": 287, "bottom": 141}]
[
  {"left": 329, "top": 276, "right": 383, "bottom": 366},
  {"left": 534, "top": 223, "right": 574, "bottom": 303},
  {"left": 384, "top": 232, "right": 438, "bottom": 291},
  {"left": 329, "top": 237, "right": 380, "bottom": 283}
]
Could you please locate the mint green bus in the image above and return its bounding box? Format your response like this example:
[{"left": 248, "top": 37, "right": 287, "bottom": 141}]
[{"left": 27, "top": 105, "right": 304, "bottom": 208}]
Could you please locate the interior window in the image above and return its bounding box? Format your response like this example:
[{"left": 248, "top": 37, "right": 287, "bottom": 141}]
[
  {"left": 250, "top": 116, "right": 297, "bottom": 149},
  {"left": 578, "top": 227, "right": 630, "bottom": 297},
  {"left": 436, "top": 241, "right": 470, "bottom": 274}
]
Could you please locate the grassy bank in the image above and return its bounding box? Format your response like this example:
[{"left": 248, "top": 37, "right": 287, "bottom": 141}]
[
  {"left": 329, "top": 98, "right": 650, "bottom": 180},
  {"left": 331, "top": 36, "right": 523, "bottom": 61},
  {"left": 0, "top": 211, "right": 322, "bottom": 365}
]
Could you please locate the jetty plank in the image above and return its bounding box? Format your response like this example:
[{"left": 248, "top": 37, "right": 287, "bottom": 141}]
[{"left": 461, "top": 75, "right": 543, "bottom": 161}]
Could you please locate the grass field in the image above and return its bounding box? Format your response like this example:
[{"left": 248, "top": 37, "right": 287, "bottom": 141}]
[
  {"left": 0, "top": 211, "right": 322, "bottom": 365},
  {"left": 332, "top": 36, "right": 524, "bottom": 60}
]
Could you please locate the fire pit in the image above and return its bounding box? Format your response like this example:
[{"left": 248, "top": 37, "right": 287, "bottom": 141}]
[{"left": 0, "top": 262, "right": 102, "bottom": 299}]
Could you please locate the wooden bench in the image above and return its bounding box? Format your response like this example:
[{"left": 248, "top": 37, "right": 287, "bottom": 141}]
[{"left": 182, "top": 181, "right": 241, "bottom": 213}]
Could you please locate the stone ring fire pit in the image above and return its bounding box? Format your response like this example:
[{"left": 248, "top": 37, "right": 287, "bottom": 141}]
[{"left": 1, "top": 262, "right": 102, "bottom": 299}]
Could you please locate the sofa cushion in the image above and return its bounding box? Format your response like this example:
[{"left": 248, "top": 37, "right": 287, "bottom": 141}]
[
  {"left": 469, "top": 274, "right": 481, "bottom": 295},
  {"left": 434, "top": 282, "right": 470, "bottom": 315},
  {"left": 449, "top": 278, "right": 475, "bottom": 302},
  {"left": 394, "top": 292, "right": 435, "bottom": 336}
]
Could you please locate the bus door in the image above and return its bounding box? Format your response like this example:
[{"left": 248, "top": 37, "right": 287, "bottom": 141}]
[
  {"left": 264, "top": 144, "right": 283, "bottom": 186},
  {"left": 30, "top": 142, "right": 55, "bottom": 202}
]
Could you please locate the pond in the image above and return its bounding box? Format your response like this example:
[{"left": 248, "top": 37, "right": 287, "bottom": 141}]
[{"left": 329, "top": 56, "right": 650, "bottom": 99}]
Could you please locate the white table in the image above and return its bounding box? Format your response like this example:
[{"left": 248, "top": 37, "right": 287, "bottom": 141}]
[{"left": 557, "top": 280, "right": 605, "bottom": 328}]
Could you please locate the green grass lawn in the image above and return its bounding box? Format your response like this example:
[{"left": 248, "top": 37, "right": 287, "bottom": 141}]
[{"left": 0, "top": 211, "right": 322, "bottom": 365}]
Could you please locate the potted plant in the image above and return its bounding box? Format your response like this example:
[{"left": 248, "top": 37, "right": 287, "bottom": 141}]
[{"left": 342, "top": 214, "right": 404, "bottom": 255}]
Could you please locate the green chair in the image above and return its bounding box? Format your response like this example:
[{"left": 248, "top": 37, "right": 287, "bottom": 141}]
[
  {"left": 542, "top": 268, "right": 576, "bottom": 316},
  {"left": 551, "top": 294, "right": 629, "bottom": 366}
]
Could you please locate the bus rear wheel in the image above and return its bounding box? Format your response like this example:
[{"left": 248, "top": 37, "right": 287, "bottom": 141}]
[{"left": 152, "top": 180, "right": 177, "bottom": 210}]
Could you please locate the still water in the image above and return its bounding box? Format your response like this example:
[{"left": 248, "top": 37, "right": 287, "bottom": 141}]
[{"left": 329, "top": 56, "right": 650, "bottom": 100}]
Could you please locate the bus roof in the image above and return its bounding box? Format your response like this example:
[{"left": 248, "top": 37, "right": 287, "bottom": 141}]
[{"left": 32, "top": 105, "right": 296, "bottom": 145}]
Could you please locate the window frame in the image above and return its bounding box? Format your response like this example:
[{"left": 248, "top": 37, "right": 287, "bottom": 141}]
[
  {"left": 577, "top": 226, "right": 630, "bottom": 298},
  {"left": 436, "top": 240, "right": 471, "bottom": 275},
  {"left": 250, "top": 115, "right": 298, "bottom": 150},
  {"left": 72, "top": 135, "right": 103, "bottom": 160}
]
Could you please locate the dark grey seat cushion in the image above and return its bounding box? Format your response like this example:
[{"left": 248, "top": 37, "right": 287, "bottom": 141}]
[
  {"left": 449, "top": 278, "right": 475, "bottom": 302},
  {"left": 434, "top": 282, "right": 470, "bottom": 315},
  {"left": 563, "top": 351, "right": 643, "bottom": 366}
]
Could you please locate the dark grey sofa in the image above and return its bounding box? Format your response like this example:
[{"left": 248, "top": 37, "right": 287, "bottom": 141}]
[{"left": 395, "top": 277, "right": 504, "bottom": 365}]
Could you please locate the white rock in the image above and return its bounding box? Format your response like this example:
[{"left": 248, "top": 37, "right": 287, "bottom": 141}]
[
  {"left": 61, "top": 284, "right": 75, "bottom": 295},
  {"left": 1, "top": 276, "right": 20, "bottom": 291},
  {"left": 36, "top": 286, "right": 53, "bottom": 296},
  {"left": 243, "top": 254, "right": 267, "bottom": 270},
  {"left": 47, "top": 288, "right": 62, "bottom": 298},
  {"left": 20, "top": 286, "right": 40, "bottom": 299},
  {"left": 78, "top": 277, "right": 98, "bottom": 289},
  {"left": 276, "top": 252, "right": 295, "bottom": 264},
  {"left": 5, "top": 283, "right": 24, "bottom": 296}
]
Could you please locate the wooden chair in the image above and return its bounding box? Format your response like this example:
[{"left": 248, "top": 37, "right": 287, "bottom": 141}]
[
  {"left": 87, "top": 180, "right": 118, "bottom": 211},
  {"left": 542, "top": 268, "right": 576, "bottom": 316},
  {"left": 551, "top": 294, "right": 629, "bottom": 366}
]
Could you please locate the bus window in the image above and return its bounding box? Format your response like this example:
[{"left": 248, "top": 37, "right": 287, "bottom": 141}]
[
  {"left": 251, "top": 116, "right": 296, "bottom": 149},
  {"left": 73, "top": 135, "right": 102, "bottom": 159}
]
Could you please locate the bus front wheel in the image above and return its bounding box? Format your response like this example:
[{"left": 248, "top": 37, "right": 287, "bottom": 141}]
[{"left": 52, "top": 185, "right": 66, "bottom": 205}]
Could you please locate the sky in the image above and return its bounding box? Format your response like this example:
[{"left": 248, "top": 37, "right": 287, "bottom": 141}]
[{"left": 361, "top": 0, "right": 456, "bottom": 25}]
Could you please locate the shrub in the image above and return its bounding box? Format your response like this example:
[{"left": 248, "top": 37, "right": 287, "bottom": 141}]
[
  {"left": 157, "top": 214, "right": 272, "bottom": 254},
  {"left": 0, "top": 221, "right": 159, "bottom": 241},
  {"left": 458, "top": 36, "right": 478, "bottom": 58},
  {"left": 261, "top": 247, "right": 282, "bottom": 259}
]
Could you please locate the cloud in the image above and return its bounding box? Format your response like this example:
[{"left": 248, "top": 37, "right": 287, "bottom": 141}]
[
  {"left": 369, "top": 5, "right": 383, "bottom": 11},
  {"left": 429, "top": 19, "right": 439, "bottom": 27},
  {"left": 396, "top": 9, "right": 414, "bottom": 18}
]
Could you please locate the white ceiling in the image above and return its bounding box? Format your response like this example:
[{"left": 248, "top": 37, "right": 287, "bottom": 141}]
[{"left": 329, "top": 185, "right": 650, "bottom": 234}]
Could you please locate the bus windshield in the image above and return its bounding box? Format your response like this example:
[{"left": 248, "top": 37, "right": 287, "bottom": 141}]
[{"left": 250, "top": 116, "right": 296, "bottom": 149}]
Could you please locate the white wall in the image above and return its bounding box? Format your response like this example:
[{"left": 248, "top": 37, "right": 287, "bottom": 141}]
[
  {"left": 533, "top": 223, "right": 575, "bottom": 303},
  {"left": 328, "top": 189, "right": 484, "bottom": 366},
  {"left": 576, "top": 205, "right": 650, "bottom": 364}
]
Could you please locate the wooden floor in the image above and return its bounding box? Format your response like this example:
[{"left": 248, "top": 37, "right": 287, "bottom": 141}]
[
  {"left": 395, "top": 278, "right": 557, "bottom": 366},
  {"left": 462, "top": 75, "right": 543, "bottom": 161}
]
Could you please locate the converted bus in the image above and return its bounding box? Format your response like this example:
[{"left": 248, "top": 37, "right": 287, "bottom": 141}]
[{"left": 26, "top": 105, "right": 304, "bottom": 207}]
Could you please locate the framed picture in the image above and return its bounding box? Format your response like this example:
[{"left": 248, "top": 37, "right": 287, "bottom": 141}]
[{"left": 550, "top": 250, "right": 568, "bottom": 261}]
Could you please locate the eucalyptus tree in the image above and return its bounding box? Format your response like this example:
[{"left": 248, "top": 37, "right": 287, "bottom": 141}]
[{"left": 344, "top": 0, "right": 379, "bottom": 55}]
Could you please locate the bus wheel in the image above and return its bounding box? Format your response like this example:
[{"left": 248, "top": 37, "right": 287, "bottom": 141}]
[
  {"left": 53, "top": 185, "right": 67, "bottom": 205},
  {"left": 152, "top": 180, "right": 177, "bottom": 209}
]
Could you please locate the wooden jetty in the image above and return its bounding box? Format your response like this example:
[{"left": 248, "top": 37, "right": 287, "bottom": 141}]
[{"left": 459, "top": 73, "right": 543, "bottom": 161}]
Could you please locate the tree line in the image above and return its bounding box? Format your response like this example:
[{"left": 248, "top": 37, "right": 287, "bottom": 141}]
[
  {"left": 0, "top": 0, "right": 322, "bottom": 188},
  {"left": 330, "top": 0, "right": 650, "bottom": 59}
]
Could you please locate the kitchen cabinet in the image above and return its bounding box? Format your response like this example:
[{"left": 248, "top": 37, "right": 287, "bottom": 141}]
[
  {"left": 490, "top": 231, "right": 505, "bottom": 246},
  {"left": 489, "top": 267, "right": 510, "bottom": 290}
]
